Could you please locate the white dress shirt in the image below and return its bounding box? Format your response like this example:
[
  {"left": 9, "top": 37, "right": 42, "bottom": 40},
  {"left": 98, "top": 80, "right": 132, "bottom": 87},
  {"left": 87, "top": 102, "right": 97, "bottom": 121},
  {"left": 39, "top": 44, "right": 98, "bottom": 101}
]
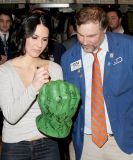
[
  {"left": 82, "top": 34, "right": 112, "bottom": 134},
  {"left": 0, "top": 31, "right": 9, "bottom": 42}
]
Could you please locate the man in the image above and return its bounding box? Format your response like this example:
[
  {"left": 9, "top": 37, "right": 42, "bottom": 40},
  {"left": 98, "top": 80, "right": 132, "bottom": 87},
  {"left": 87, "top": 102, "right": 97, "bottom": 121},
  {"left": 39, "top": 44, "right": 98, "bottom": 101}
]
[
  {"left": 0, "top": 9, "right": 15, "bottom": 64},
  {"left": 63, "top": 15, "right": 77, "bottom": 50},
  {"left": 106, "top": 7, "right": 125, "bottom": 33},
  {"left": 61, "top": 6, "right": 133, "bottom": 160}
]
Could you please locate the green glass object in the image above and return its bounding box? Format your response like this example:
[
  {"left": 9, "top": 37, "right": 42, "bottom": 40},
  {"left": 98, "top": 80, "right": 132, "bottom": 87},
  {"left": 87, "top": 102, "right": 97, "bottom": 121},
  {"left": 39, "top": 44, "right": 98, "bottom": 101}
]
[{"left": 36, "top": 80, "right": 80, "bottom": 138}]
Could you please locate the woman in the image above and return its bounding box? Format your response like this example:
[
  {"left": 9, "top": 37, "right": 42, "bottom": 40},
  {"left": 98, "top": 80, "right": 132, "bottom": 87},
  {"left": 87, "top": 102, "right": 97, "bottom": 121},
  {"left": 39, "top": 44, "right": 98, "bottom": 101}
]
[{"left": 0, "top": 12, "right": 62, "bottom": 160}]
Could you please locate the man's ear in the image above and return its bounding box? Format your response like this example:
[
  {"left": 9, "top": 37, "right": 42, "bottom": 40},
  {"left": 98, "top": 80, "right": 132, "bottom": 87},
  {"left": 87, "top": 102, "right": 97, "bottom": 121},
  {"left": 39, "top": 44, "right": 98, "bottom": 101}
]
[
  {"left": 10, "top": 21, "right": 12, "bottom": 26},
  {"left": 104, "top": 28, "right": 107, "bottom": 33},
  {"left": 119, "top": 18, "right": 122, "bottom": 24}
]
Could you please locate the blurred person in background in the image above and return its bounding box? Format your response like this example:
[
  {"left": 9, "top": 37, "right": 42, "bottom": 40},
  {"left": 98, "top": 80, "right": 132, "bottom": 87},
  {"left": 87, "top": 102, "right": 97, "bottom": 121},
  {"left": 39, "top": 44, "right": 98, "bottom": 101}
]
[
  {"left": 63, "top": 14, "right": 77, "bottom": 50},
  {"left": 0, "top": 9, "right": 16, "bottom": 64},
  {"left": 106, "top": 7, "right": 125, "bottom": 34}
]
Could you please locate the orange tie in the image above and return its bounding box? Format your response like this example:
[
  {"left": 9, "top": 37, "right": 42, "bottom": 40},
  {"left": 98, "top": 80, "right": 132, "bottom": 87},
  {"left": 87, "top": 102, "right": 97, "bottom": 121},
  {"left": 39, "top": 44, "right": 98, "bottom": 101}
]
[{"left": 91, "top": 49, "right": 108, "bottom": 148}]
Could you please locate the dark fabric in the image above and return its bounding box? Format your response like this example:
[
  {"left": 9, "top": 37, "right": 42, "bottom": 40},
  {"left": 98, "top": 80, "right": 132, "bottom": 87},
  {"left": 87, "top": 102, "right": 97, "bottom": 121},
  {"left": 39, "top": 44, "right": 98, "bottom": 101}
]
[
  {"left": 63, "top": 35, "right": 77, "bottom": 50},
  {"left": 0, "top": 35, "right": 16, "bottom": 60},
  {"left": 0, "top": 111, "right": 3, "bottom": 135},
  {"left": 51, "top": 40, "right": 66, "bottom": 64},
  {"left": 1, "top": 137, "right": 60, "bottom": 160},
  {"left": 41, "top": 39, "right": 66, "bottom": 64}
]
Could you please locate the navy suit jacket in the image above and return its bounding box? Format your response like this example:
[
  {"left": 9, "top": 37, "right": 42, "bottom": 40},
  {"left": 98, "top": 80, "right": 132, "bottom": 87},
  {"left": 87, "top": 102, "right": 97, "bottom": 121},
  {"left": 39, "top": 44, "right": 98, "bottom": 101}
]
[
  {"left": 63, "top": 34, "right": 77, "bottom": 50},
  {"left": 0, "top": 35, "right": 15, "bottom": 60},
  {"left": 61, "top": 32, "right": 133, "bottom": 160}
]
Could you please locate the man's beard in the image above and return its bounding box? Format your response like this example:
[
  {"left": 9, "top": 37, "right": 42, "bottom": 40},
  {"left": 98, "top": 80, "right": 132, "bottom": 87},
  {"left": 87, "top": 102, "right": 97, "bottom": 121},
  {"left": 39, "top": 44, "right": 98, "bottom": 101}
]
[
  {"left": 82, "top": 45, "right": 98, "bottom": 53},
  {"left": 81, "top": 35, "right": 104, "bottom": 53}
]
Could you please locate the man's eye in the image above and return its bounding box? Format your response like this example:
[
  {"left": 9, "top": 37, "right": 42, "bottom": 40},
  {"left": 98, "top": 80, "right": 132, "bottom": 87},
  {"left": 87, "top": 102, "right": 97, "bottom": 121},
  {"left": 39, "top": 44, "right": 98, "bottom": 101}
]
[{"left": 112, "top": 17, "right": 116, "bottom": 20}]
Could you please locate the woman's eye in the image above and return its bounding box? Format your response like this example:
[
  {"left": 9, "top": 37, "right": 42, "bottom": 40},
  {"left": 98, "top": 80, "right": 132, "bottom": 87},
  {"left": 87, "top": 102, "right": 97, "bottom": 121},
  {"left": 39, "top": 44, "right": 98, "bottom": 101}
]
[
  {"left": 43, "top": 38, "right": 48, "bottom": 42},
  {"left": 32, "top": 36, "right": 37, "bottom": 39}
]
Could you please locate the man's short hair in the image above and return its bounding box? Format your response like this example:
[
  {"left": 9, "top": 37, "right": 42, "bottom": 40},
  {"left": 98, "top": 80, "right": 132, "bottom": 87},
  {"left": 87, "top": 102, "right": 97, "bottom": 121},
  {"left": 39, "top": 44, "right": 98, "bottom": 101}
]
[{"left": 106, "top": 7, "right": 122, "bottom": 19}]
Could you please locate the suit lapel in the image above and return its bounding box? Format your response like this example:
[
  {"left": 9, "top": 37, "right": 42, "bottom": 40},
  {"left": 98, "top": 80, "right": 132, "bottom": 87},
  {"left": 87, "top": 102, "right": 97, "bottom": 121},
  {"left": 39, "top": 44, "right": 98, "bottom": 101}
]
[
  {"left": 104, "top": 32, "right": 121, "bottom": 82},
  {"left": 72, "top": 43, "right": 86, "bottom": 100}
]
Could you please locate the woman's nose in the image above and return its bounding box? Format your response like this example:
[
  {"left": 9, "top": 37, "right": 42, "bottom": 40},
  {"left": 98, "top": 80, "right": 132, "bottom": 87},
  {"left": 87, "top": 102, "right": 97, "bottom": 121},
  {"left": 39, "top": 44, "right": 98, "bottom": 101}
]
[{"left": 37, "top": 39, "right": 43, "bottom": 48}]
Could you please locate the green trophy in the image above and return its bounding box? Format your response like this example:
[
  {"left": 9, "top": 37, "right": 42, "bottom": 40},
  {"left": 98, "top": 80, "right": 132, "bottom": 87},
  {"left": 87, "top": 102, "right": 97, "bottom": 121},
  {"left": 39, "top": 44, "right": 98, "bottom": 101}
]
[{"left": 36, "top": 80, "right": 80, "bottom": 138}]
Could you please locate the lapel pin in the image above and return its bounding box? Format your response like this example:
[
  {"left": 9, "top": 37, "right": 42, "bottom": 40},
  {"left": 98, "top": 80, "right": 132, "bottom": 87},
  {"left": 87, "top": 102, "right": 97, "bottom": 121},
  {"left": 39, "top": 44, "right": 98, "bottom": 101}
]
[
  {"left": 107, "top": 62, "right": 111, "bottom": 66},
  {"left": 110, "top": 53, "right": 114, "bottom": 58}
]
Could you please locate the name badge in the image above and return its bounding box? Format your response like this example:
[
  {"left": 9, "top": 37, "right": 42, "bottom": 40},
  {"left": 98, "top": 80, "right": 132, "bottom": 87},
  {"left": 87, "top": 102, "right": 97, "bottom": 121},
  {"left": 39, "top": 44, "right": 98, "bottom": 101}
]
[{"left": 70, "top": 60, "right": 82, "bottom": 72}]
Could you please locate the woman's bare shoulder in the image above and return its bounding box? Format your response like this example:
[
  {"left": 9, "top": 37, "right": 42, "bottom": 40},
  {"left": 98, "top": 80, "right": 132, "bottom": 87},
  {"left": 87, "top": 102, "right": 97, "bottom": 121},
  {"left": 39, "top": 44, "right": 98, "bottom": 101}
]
[{"left": 11, "top": 57, "right": 21, "bottom": 65}]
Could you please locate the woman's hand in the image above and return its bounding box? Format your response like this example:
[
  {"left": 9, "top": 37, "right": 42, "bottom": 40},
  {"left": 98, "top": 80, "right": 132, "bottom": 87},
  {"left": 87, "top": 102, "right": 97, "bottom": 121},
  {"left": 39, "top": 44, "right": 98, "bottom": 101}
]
[{"left": 32, "top": 66, "right": 50, "bottom": 92}]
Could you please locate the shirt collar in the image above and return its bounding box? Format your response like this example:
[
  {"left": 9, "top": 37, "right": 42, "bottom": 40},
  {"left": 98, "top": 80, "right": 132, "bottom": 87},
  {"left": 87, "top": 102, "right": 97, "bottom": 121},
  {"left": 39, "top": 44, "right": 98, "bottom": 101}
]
[
  {"left": 118, "top": 26, "right": 124, "bottom": 34},
  {"left": 100, "top": 34, "right": 109, "bottom": 52},
  {"left": 0, "top": 31, "right": 9, "bottom": 41}
]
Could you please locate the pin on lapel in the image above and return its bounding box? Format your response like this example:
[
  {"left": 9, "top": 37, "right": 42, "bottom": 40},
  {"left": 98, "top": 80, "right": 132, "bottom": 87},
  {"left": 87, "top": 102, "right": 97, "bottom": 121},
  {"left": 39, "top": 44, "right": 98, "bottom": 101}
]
[
  {"left": 110, "top": 53, "right": 114, "bottom": 58},
  {"left": 107, "top": 62, "right": 111, "bottom": 66}
]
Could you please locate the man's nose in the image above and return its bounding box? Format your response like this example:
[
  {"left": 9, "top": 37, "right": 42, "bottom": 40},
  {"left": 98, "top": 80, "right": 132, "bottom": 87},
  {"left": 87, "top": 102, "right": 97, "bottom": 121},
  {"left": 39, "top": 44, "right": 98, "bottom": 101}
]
[
  {"left": 82, "top": 36, "right": 88, "bottom": 45},
  {"left": 3, "top": 22, "right": 7, "bottom": 27}
]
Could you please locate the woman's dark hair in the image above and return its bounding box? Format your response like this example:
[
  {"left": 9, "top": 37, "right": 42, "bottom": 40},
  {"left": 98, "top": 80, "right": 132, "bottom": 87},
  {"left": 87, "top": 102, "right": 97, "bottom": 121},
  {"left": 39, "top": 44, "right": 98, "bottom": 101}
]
[{"left": 12, "top": 12, "right": 50, "bottom": 56}]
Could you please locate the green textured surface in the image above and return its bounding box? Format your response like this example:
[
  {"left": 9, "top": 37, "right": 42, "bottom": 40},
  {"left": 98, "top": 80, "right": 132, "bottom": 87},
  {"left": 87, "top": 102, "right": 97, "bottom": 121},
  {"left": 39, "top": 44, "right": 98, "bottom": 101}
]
[{"left": 36, "top": 80, "right": 80, "bottom": 138}]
